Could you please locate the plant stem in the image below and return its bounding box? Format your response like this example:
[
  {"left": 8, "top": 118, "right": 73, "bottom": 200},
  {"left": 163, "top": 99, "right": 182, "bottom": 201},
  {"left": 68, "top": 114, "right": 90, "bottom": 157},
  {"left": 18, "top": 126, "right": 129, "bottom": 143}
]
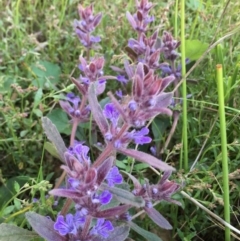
[
  {"left": 180, "top": 0, "right": 188, "bottom": 171},
  {"left": 216, "top": 64, "right": 230, "bottom": 241}
]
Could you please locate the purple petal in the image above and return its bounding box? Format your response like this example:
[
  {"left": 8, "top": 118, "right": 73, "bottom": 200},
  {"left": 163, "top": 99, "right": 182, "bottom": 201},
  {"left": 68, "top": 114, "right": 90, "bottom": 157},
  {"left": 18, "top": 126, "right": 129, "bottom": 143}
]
[
  {"left": 68, "top": 178, "right": 80, "bottom": 189},
  {"left": 74, "top": 212, "right": 86, "bottom": 228},
  {"left": 90, "top": 35, "right": 101, "bottom": 43},
  {"left": 99, "top": 190, "right": 112, "bottom": 205},
  {"left": 134, "top": 136, "right": 152, "bottom": 145},
  {"left": 90, "top": 218, "right": 114, "bottom": 238},
  {"left": 116, "top": 75, "right": 128, "bottom": 84},
  {"left": 106, "top": 166, "right": 123, "bottom": 187},
  {"left": 54, "top": 214, "right": 77, "bottom": 236},
  {"left": 103, "top": 103, "right": 119, "bottom": 125}
]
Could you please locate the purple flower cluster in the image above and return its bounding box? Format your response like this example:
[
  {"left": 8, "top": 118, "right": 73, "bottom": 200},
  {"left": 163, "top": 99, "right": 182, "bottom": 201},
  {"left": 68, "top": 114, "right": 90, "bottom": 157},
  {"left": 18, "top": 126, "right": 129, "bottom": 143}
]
[
  {"left": 26, "top": 1, "right": 183, "bottom": 241},
  {"left": 54, "top": 212, "right": 113, "bottom": 239},
  {"left": 126, "top": 0, "right": 154, "bottom": 34},
  {"left": 74, "top": 4, "right": 102, "bottom": 48},
  {"left": 109, "top": 63, "right": 174, "bottom": 128},
  {"left": 50, "top": 142, "right": 125, "bottom": 240},
  {"left": 59, "top": 93, "right": 90, "bottom": 123}
]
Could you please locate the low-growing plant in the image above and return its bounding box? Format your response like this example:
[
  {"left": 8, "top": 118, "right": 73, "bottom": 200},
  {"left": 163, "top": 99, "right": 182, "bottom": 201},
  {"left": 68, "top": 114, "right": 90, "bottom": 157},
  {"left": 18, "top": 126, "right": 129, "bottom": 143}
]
[{"left": 0, "top": 0, "right": 199, "bottom": 240}]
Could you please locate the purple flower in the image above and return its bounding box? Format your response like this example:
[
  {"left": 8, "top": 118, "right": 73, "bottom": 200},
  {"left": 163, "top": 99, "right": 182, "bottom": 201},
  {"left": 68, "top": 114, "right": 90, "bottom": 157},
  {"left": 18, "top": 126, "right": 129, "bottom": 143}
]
[
  {"left": 116, "top": 75, "right": 128, "bottom": 84},
  {"left": 54, "top": 214, "right": 77, "bottom": 236},
  {"left": 103, "top": 103, "right": 119, "bottom": 126},
  {"left": 92, "top": 190, "right": 112, "bottom": 205},
  {"left": 115, "top": 89, "right": 123, "bottom": 99},
  {"left": 128, "top": 127, "right": 152, "bottom": 145},
  {"left": 59, "top": 93, "right": 90, "bottom": 122},
  {"left": 90, "top": 218, "right": 114, "bottom": 238},
  {"left": 106, "top": 166, "right": 123, "bottom": 187}
]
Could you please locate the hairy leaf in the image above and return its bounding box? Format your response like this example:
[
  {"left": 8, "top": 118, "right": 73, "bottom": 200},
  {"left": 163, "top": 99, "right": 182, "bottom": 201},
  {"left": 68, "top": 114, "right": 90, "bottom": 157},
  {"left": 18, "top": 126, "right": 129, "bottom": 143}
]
[
  {"left": 97, "top": 156, "right": 114, "bottom": 185},
  {"left": 49, "top": 189, "right": 82, "bottom": 199},
  {"left": 105, "top": 225, "right": 130, "bottom": 241},
  {"left": 129, "top": 222, "right": 163, "bottom": 241},
  {"left": 42, "top": 117, "right": 67, "bottom": 163},
  {"left": 25, "top": 212, "right": 66, "bottom": 241},
  {"left": 145, "top": 207, "right": 172, "bottom": 229},
  {"left": 94, "top": 205, "right": 130, "bottom": 218},
  {"left": 0, "top": 224, "right": 37, "bottom": 241},
  {"left": 88, "top": 83, "right": 109, "bottom": 135},
  {"left": 118, "top": 148, "right": 175, "bottom": 171},
  {"left": 101, "top": 183, "right": 144, "bottom": 207}
]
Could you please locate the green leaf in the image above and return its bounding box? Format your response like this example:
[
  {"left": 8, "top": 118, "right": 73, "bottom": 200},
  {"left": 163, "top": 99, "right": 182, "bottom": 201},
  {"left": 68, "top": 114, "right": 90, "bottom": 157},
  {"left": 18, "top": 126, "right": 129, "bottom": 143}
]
[
  {"left": 44, "top": 142, "right": 61, "bottom": 160},
  {"left": 0, "top": 76, "right": 16, "bottom": 93},
  {"left": 185, "top": 40, "right": 208, "bottom": 61},
  {"left": 33, "top": 88, "right": 43, "bottom": 108},
  {"left": 0, "top": 224, "right": 37, "bottom": 241},
  {"left": 46, "top": 108, "right": 71, "bottom": 134},
  {"left": 0, "top": 176, "right": 30, "bottom": 208},
  {"left": 3, "top": 205, "right": 15, "bottom": 216},
  {"left": 42, "top": 117, "right": 67, "bottom": 163},
  {"left": 14, "top": 198, "right": 22, "bottom": 210},
  {"left": 151, "top": 116, "right": 170, "bottom": 142},
  {"left": 129, "top": 222, "right": 163, "bottom": 241},
  {"left": 14, "top": 182, "right": 20, "bottom": 192},
  {"left": 30, "top": 60, "right": 61, "bottom": 89}
]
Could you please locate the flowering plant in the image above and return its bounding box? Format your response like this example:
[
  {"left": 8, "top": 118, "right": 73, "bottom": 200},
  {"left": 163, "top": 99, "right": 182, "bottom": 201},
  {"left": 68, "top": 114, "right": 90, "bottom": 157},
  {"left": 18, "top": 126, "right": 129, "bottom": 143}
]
[{"left": 25, "top": 1, "right": 184, "bottom": 240}]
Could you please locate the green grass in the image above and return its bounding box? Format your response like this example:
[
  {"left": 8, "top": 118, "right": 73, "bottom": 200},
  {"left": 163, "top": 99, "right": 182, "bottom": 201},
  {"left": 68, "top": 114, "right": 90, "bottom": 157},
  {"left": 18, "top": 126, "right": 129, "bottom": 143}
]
[{"left": 1, "top": 0, "right": 240, "bottom": 240}]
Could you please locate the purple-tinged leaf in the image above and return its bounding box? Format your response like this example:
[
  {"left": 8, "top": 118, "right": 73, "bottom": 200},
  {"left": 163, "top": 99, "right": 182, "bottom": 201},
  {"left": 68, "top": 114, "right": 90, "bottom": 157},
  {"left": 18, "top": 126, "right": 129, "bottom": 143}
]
[
  {"left": 124, "top": 59, "right": 135, "bottom": 79},
  {"left": 136, "top": 11, "right": 143, "bottom": 21},
  {"left": 126, "top": 11, "right": 137, "bottom": 30},
  {"left": 0, "top": 223, "right": 38, "bottom": 241},
  {"left": 97, "top": 156, "right": 114, "bottom": 185},
  {"left": 118, "top": 148, "right": 175, "bottom": 171},
  {"left": 161, "top": 75, "right": 175, "bottom": 91},
  {"left": 135, "top": 62, "right": 144, "bottom": 80},
  {"left": 88, "top": 83, "right": 109, "bottom": 135},
  {"left": 144, "top": 207, "right": 172, "bottom": 230},
  {"left": 25, "top": 212, "right": 66, "bottom": 241},
  {"left": 70, "top": 77, "right": 86, "bottom": 95},
  {"left": 94, "top": 205, "right": 130, "bottom": 218},
  {"left": 128, "top": 221, "right": 162, "bottom": 241},
  {"left": 108, "top": 92, "right": 128, "bottom": 122},
  {"left": 42, "top": 117, "right": 67, "bottom": 163},
  {"left": 148, "top": 50, "right": 161, "bottom": 67},
  {"left": 85, "top": 168, "right": 97, "bottom": 185},
  {"left": 79, "top": 56, "right": 87, "bottom": 72},
  {"left": 101, "top": 183, "right": 145, "bottom": 207},
  {"left": 145, "top": 107, "right": 173, "bottom": 116},
  {"left": 93, "top": 13, "right": 102, "bottom": 28},
  {"left": 155, "top": 92, "right": 173, "bottom": 108},
  {"left": 121, "top": 171, "right": 141, "bottom": 190},
  {"left": 49, "top": 189, "right": 83, "bottom": 199},
  {"left": 133, "top": 75, "right": 143, "bottom": 99},
  {"left": 159, "top": 170, "right": 172, "bottom": 185},
  {"left": 110, "top": 65, "right": 125, "bottom": 74},
  {"left": 147, "top": 79, "right": 162, "bottom": 96}
]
